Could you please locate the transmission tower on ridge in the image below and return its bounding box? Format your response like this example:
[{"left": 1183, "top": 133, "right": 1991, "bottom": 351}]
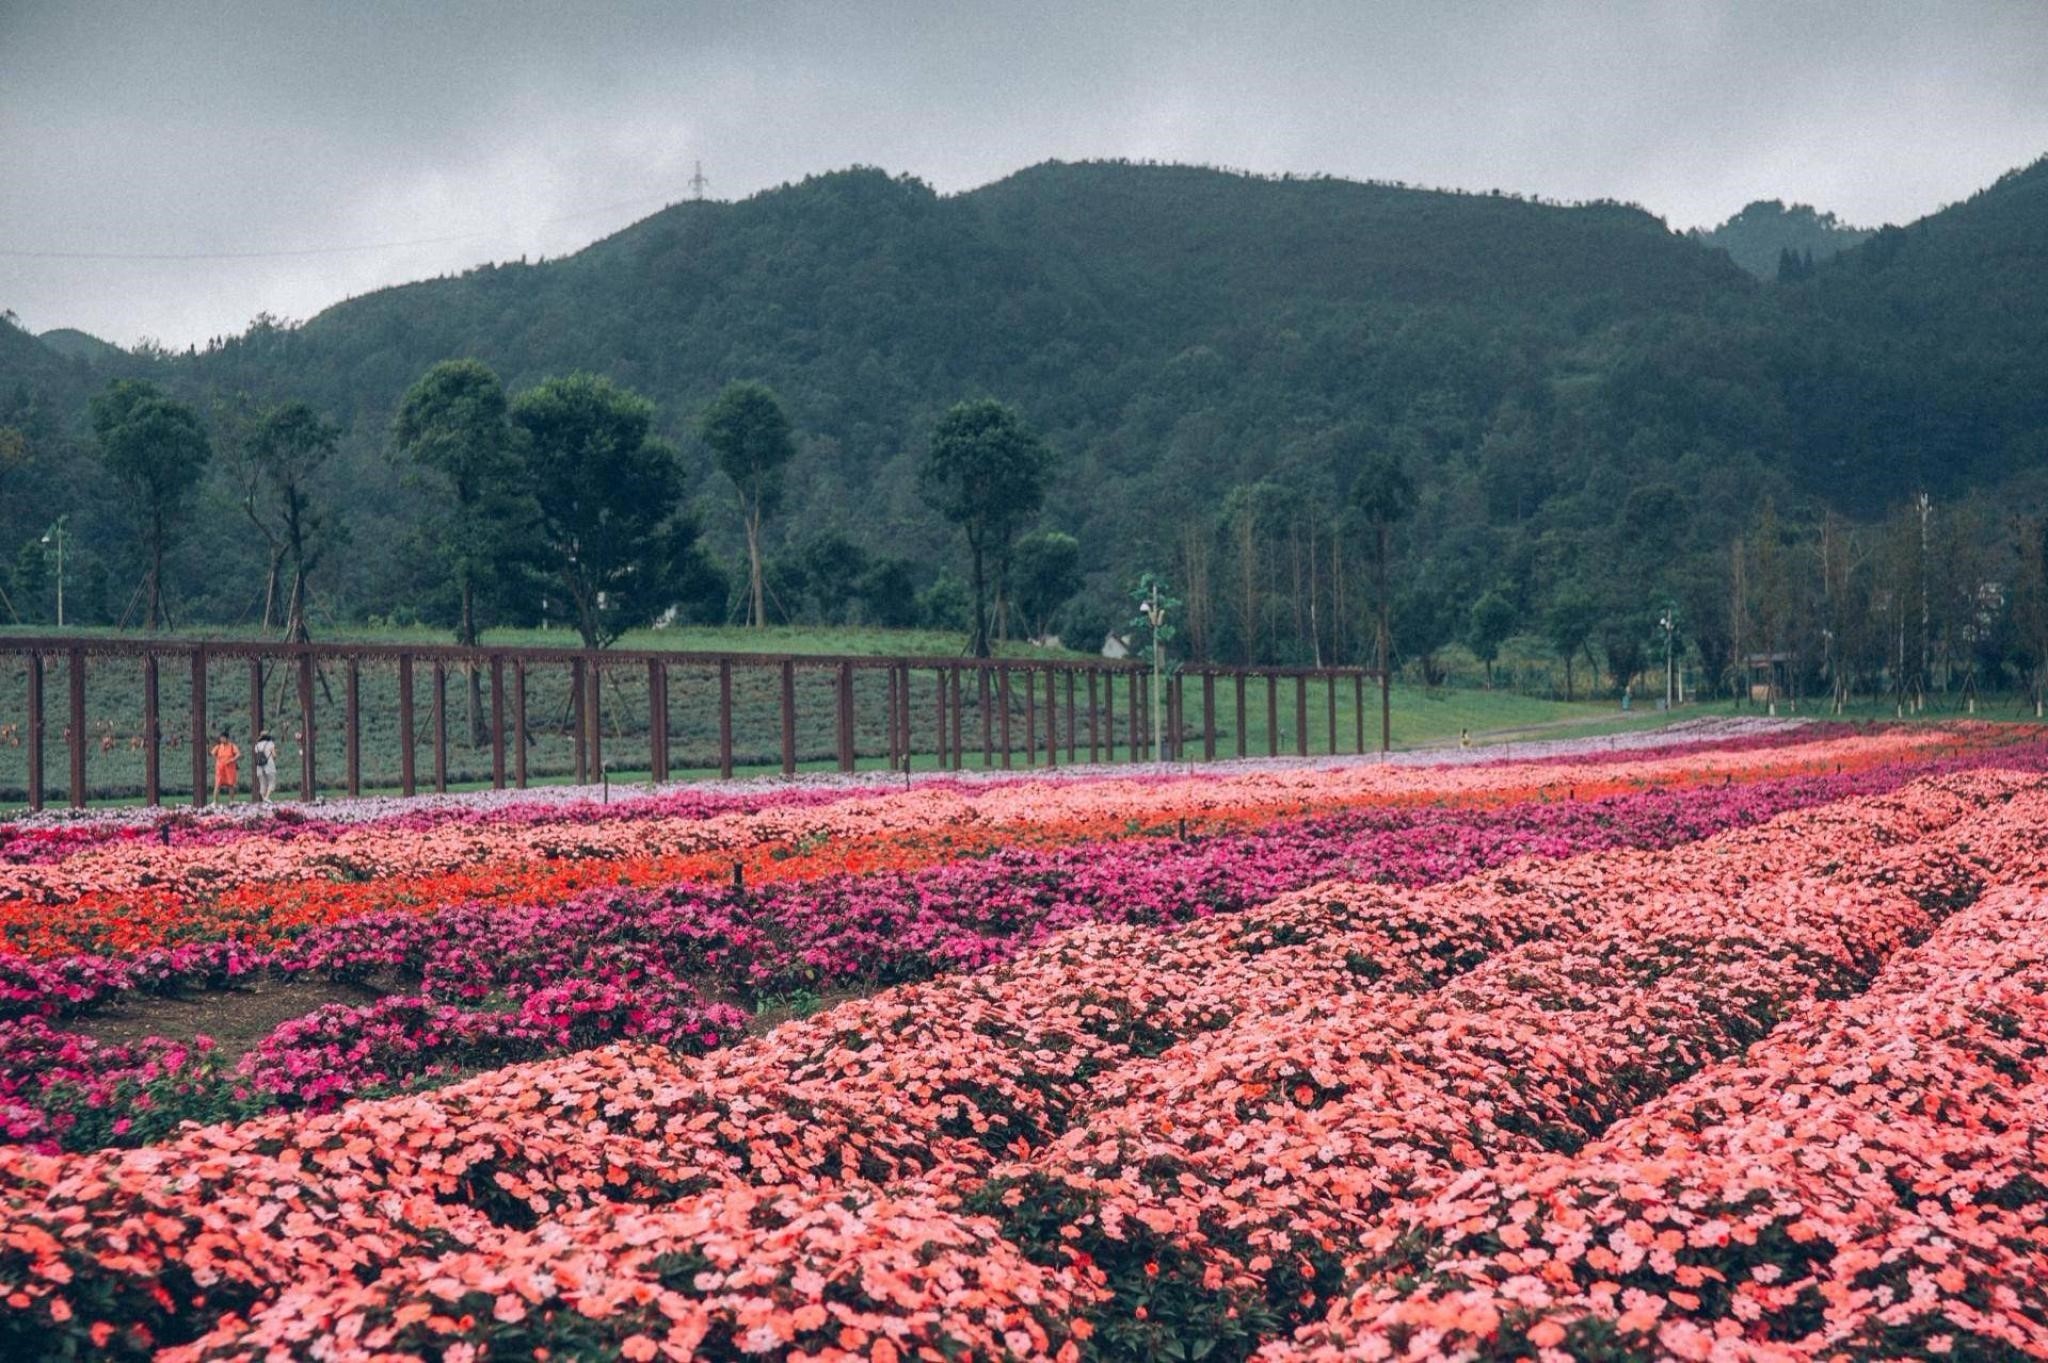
[{"left": 690, "top": 161, "right": 709, "bottom": 201}]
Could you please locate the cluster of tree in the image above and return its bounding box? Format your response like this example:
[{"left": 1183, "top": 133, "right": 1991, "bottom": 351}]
[{"left": 2, "top": 154, "right": 2045, "bottom": 678}]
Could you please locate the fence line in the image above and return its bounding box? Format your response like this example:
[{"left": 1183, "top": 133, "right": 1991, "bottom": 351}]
[{"left": 0, "top": 636, "right": 1388, "bottom": 810}]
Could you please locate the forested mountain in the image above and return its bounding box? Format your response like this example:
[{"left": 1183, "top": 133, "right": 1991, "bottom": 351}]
[
  {"left": 1689, "top": 199, "right": 1873, "bottom": 279},
  {"left": 2, "top": 155, "right": 2046, "bottom": 692}
]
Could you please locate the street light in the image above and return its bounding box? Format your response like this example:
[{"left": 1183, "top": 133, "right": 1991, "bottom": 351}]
[
  {"left": 39, "top": 517, "right": 66, "bottom": 628},
  {"left": 1658, "top": 606, "right": 1676, "bottom": 712},
  {"left": 1139, "top": 581, "right": 1167, "bottom": 764}
]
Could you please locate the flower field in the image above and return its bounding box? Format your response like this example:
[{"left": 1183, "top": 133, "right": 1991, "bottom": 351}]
[{"left": 2, "top": 720, "right": 2046, "bottom": 1360}]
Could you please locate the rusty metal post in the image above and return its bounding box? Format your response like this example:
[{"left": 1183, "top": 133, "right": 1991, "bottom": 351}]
[
  {"left": 345, "top": 657, "right": 362, "bottom": 797},
  {"left": 718, "top": 659, "right": 735, "bottom": 779},
  {"left": 432, "top": 661, "right": 448, "bottom": 794},
  {"left": 66, "top": 648, "right": 85, "bottom": 809},
  {"left": 489, "top": 656, "right": 506, "bottom": 789},
  {"left": 648, "top": 659, "right": 668, "bottom": 784},
  {"left": 513, "top": 660, "right": 529, "bottom": 788},
  {"left": 25, "top": 653, "right": 43, "bottom": 811},
  {"left": 297, "top": 649, "right": 316, "bottom": 800},
  {"left": 142, "top": 653, "right": 160, "bottom": 806},
  {"left": 397, "top": 654, "right": 416, "bottom": 797},
  {"left": 189, "top": 647, "right": 207, "bottom": 807},
  {"left": 1203, "top": 671, "right": 1216, "bottom": 761},
  {"left": 779, "top": 659, "right": 797, "bottom": 776}
]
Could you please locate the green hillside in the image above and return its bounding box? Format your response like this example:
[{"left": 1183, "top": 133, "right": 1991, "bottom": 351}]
[
  {"left": 1689, "top": 199, "right": 1873, "bottom": 279},
  {"left": 0, "top": 156, "right": 2045, "bottom": 686}
]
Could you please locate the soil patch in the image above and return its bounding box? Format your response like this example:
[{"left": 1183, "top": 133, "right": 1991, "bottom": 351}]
[{"left": 71, "top": 976, "right": 391, "bottom": 1061}]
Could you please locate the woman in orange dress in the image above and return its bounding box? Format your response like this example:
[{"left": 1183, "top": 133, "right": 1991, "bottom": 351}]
[{"left": 209, "top": 731, "right": 240, "bottom": 805}]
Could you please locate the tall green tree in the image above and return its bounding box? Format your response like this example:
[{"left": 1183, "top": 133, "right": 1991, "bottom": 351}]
[
  {"left": 1350, "top": 451, "right": 1416, "bottom": 679},
  {"left": 699, "top": 381, "right": 795, "bottom": 629},
  {"left": 1544, "top": 586, "right": 1598, "bottom": 701},
  {"left": 1466, "top": 589, "right": 1517, "bottom": 688},
  {"left": 512, "top": 373, "right": 695, "bottom": 648},
  {"left": 919, "top": 399, "right": 1052, "bottom": 658},
  {"left": 1012, "top": 529, "right": 1082, "bottom": 641},
  {"left": 249, "top": 401, "right": 340, "bottom": 642},
  {"left": 89, "top": 379, "right": 210, "bottom": 630},
  {"left": 395, "top": 359, "right": 538, "bottom": 742}
]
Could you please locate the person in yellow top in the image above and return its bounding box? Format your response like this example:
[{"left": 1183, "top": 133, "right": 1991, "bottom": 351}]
[{"left": 209, "top": 731, "right": 240, "bottom": 805}]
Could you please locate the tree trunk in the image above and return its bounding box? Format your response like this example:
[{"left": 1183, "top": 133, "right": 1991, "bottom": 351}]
[
  {"left": 968, "top": 537, "right": 990, "bottom": 659},
  {"left": 460, "top": 579, "right": 485, "bottom": 746},
  {"left": 148, "top": 507, "right": 165, "bottom": 631},
  {"left": 745, "top": 506, "right": 765, "bottom": 628}
]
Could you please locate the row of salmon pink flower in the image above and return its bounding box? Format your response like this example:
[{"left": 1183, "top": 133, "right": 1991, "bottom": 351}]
[
  {"left": 1268, "top": 885, "right": 2048, "bottom": 1361},
  {"left": 0, "top": 725, "right": 1981, "bottom": 960},
  {"left": 1, "top": 754, "right": 2017, "bottom": 1149},
  {"left": 2, "top": 768, "right": 2036, "bottom": 1359},
  {"left": 0, "top": 718, "right": 1826, "bottom": 868},
  {"left": 155, "top": 774, "right": 2048, "bottom": 1361}
]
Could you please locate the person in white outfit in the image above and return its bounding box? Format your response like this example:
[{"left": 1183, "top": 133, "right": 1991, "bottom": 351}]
[{"left": 254, "top": 729, "right": 279, "bottom": 803}]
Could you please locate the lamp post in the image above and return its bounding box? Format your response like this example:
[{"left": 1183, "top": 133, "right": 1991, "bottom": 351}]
[
  {"left": 1658, "top": 607, "right": 1675, "bottom": 712},
  {"left": 1140, "top": 582, "right": 1167, "bottom": 764},
  {"left": 39, "top": 517, "right": 66, "bottom": 628}
]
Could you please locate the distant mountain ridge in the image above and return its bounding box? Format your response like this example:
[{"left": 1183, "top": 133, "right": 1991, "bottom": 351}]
[
  {"left": 1690, "top": 199, "right": 1874, "bottom": 278},
  {"left": 0, "top": 154, "right": 2044, "bottom": 648}
]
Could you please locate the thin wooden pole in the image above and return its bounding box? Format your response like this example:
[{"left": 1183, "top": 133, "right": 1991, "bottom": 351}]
[
  {"left": 1354, "top": 672, "right": 1365, "bottom": 754},
  {"left": 1044, "top": 666, "right": 1057, "bottom": 766},
  {"left": 1023, "top": 668, "right": 1036, "bottom": 767},
  {"left": 249, "top": 658, "right": 265, "bottom": 744},
  {"left": 934, "top": 666, "right": 948, "bottom": 768},
  {"left": 885, "top": 665, "right": 900, "bottom": 768},
  {"left": 998, "top": 666, "right": 1013, "bottom": 769},
  {"left": 1129, "top": 670, "right": 1142, "bottom": 762},
  {"left": 978, "top": 665, "right": 993, "bottom": 767},
  {"left": 648, "top": 659, "right": 668, "bottom": 784},
  {"left": 779, "top": 659, "right": 797, "bottom": 776},
  {"left": 298, "top": 649, "right": 316, "bottom": 800},
  {"left": 950, "top": 667, "right": 964, "bottom": 770},
  {"left": 188, "top": 647, "right": 206, "bottom": 807},
  {"left": 899, "top": 663, "right": 913, "bottom": 769},
  {"left": 585, "top": 655, "right": 603, "bottom": 782},
  {"left": 346, "top": 657, "right": 362, "bottom": 797},
  {"left": 1326, "top": 672, "right": 1338, "bottom": 756},
  {"left": 25, "top": 654, "right": 43, "bottom": 811},
  {"left": 1203, "top": 671, "right": 1216, "bottom": 761},
  {"left": 1381, "top": 666, "right": 1391, "bottom": 755},
  {"left": 398, "top": 654, "right": 416, "bottom": 797},
  {"left": 1266, "top": 673, "right": 1279, "bottom": 757},
  {"left": 1088, "top": 669, "right": 1100, "bottom": 763},
  {"left": 1064, "top": 669, "right": 1077, "bottom": 763},
  {"left": 489, "top": 656, "right": 506, "bottom": 789},
  {"left": 432, "top": 661, "right": 448, "bottom": 794},
  {"left": 571, "top": 658, "right": 588, "bottom": 784},
  {"left": 1295, "top": 673, "right": 1309, "bottom": 756},
  {"left": 836, "top": 660, "right": 856, "bottom": 773},
  {"left": 513, "top": 661, "right": 528, "bottom": 788},
  {"left": 719, "top": 659, "right": 735, "bottom": 779},
  {"left": 1235, "top": 672, "right": 1248, "bottom": 758},
  {"left": 142, "top": 653, "right": 160, "bottom": 807},
  {"left": 66, "top": 649, "right": 85, "bottom": 809}
]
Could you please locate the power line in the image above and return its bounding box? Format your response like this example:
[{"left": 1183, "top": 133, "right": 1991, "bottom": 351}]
[{"left": 0, "top": 185, "right": 698, "bottom": 263}]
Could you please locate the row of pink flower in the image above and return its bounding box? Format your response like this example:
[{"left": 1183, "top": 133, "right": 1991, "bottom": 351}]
[
  {"left": 1270, "top": 883, "right": 2048, "bottom": 1360},
  {"left": 0, "top": 718, "right": 1829, "bottom": 867},
  {"left": 2, "top": 767, "right": 2035, "bottom": 1358},
  {"left": 6, "top": 746, "right": 2031, "bottom": 1150},
  {"left": 0, "top": 724, "right": 1955, "bottom": 911}
]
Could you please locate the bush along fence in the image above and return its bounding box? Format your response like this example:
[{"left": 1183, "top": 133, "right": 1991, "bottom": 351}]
[{"left": 0, "top": 637, "right": 1388, "bottom": 809}]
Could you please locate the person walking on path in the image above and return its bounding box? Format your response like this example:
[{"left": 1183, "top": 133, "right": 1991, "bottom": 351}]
[
  {"left": 253, "top": 729, "right": 278, "bottom": 803},
  {"left": 209, "top": 731, "right": 240, "bottom": 806}
]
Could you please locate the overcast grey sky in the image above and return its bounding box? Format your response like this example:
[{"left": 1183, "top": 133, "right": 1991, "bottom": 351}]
[{"left": 4, "top": 0, "right": 2045, "bottom": 348}]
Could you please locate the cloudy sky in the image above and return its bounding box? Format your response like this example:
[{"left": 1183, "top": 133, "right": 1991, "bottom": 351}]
[{"left": 4, "top": 0, "right": 2045, "bottom": 348}]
